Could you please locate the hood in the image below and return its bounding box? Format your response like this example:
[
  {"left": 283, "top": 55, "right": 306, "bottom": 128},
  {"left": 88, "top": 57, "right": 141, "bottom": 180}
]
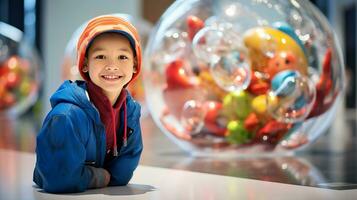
[
  {"left": 76, "top": 15, "right": 142, "bottom": 84},
  {"left": 50, "top": 80, "right": 101, "bottom": 123},
  {"left": 50, "top": 81, "right": 89, "bottom": 108}
]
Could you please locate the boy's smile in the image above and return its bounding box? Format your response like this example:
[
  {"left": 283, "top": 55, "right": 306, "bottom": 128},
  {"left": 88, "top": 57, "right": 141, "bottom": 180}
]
[
  {"left": 83, "top": 32, "right": 136, "bottom": 104},
  {"left": 101, "top": 75, "right": 122, "bottom": 80}
]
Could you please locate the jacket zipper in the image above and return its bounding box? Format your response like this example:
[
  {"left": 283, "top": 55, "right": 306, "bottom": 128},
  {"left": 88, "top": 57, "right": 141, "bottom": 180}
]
[{"left": 90, "top": 102, "right": 106, "bottom": 167}]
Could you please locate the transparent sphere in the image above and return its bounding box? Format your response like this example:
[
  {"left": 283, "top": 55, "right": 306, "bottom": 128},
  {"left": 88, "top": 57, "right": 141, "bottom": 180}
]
[
  {"left": 0, "top": 22, "right": 41, "bottom": 117},
  {"left": 143, "top": 0, "right": 345, "bottom": 157},
  {"left": 267, "top": 70, "right": 316, "bottom": 123},
  {"left": 210, "top": 50, "right": 251, "bottom": 92},
  {"left": 180, "top": 100, "right": 206, "bottom": 135},
  {"left": 192, "top": 26, "right": 239, "bottom": 64}
]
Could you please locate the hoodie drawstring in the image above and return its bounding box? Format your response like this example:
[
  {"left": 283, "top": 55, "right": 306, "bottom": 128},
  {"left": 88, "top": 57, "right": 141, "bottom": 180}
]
[
  {"left": 112, "top": 98, "right": 127, "bottom": 157},
  {"left": 123, "top": 99, "right": 128, "bottom": 148},
  {"left": 111, "top": 107, "right": 118, "bottom": 156}
]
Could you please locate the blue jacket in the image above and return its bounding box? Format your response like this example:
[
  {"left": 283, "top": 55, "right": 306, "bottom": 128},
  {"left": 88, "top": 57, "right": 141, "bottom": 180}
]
[{"left": 33, "top": 80, "right": 143, "bottom": 193}]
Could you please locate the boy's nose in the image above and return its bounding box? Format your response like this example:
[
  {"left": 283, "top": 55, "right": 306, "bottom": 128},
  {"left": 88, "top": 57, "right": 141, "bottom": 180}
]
[
  {"left": 105, "top": 59, "right": 119, "bottom": 70},
  {"left": 105, "top": 64, "right": 118, "bottom": 71}
]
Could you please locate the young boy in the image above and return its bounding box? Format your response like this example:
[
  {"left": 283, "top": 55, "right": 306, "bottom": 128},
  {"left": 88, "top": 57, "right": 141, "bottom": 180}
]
[{"left": 33, "top": 15, "right": 143, "bottom": 193}]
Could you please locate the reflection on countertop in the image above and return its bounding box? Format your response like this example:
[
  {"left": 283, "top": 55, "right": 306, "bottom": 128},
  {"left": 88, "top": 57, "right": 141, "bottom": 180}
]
[{"left": 139, "top": 110, "right": 357, "bottom": 190}]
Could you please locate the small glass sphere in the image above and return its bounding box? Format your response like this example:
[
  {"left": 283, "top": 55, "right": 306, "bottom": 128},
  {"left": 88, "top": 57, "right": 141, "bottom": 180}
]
[
  {"left": 267, "top": 70, "right": 316, "bottom": 123},
  {"left": 180, "top": 100, "right": 206, "bottom": 135},
  {"left": 143, "top": 0, "right": 345, "bottom": 157},
  {"left": 0, "top": 22, "right": 41, "bottom": 117},
  {"left": 210, "top": 50, "right": 251, "bottom": 92},
  {"left": 192, "top": 26, "right": 239, "bottom": 64}
]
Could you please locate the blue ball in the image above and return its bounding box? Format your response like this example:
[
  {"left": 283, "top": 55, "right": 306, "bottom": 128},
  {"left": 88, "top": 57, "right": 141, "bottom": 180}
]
[{"left": 271, "top": 70, "right": 298, "bottom": 97}]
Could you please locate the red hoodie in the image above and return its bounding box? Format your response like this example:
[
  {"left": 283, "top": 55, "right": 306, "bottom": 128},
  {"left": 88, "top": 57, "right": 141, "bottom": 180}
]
[
  {"left": 87, "top": 81, "right": 126, "bottom": 154},
  {"left": 76, "top": 15, "right": 142, "bottom": 157}
]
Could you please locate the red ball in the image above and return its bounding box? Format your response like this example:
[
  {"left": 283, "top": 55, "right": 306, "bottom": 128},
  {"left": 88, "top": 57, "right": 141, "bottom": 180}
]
[
  {"left": 204, "top": 101, "right": 227, "bottom": 137},
  {"left": 165, "top": 60, "right": 195, "bottom": 89},
  {"left": 186, "top": 15, "right": 204, "bottom": 40},
  {"left": 5, "top": 71, "right": 22, "bottom": 89},
  {"left": 0, "top": 92, "right": 16, "bottom": 109}
]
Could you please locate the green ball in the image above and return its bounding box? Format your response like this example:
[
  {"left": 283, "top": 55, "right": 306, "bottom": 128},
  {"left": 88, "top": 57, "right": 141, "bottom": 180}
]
[
  {"left": 226, "top": 120, "right": 252, "bottom": 144},
  {"left": 223, "top": 91, "right": 252, "bottom": 119}
]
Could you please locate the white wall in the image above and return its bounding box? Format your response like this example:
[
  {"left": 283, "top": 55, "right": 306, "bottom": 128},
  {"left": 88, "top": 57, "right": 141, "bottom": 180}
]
[{"left": 41, "top": 0, "right": 142, "bottom": 114}]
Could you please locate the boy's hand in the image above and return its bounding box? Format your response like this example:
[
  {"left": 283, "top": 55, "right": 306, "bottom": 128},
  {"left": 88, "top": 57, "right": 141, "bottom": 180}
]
[
  {"left": 103, "top": 169, "right": 111, "bottom": 186},
  {"left": 88, "top": 167, "right": 111, "bottom": 188}
]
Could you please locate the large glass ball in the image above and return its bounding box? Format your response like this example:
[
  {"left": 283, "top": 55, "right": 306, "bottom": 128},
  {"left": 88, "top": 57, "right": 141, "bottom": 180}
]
[
  {"left": 0, "top": 22, "right": 41, "bottom": 117},
  {"left": 143, "top": 0, "right": 345, "bottom": 156}
]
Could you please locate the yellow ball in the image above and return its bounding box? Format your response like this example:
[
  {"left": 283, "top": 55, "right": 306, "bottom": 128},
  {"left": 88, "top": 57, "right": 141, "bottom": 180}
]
[
  {"left": 243, "top": 27, "right": 307, "bottom": 75},
  {"left": 251, "top": 95, "right": 267, "bottom": 114}
]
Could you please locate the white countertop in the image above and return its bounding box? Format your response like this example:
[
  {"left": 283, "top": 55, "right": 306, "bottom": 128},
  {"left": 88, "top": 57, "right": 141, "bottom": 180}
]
[{"left": 0, "top": 149, "right": 356, "bottom": 200}]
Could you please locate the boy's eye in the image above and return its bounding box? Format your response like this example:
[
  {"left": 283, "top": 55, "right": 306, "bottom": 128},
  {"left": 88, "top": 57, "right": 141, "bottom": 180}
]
[
  {"left": 119, "top": 55, "right": 128, "bottom": 60},
  {"left": 95, "top": 55, "right": 105, "bottom": 59}
]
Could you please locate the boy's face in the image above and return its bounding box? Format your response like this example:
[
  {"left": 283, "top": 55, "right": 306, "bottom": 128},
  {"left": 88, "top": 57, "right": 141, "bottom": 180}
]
[{"left": 83, "top": 33, "right": 136, "bottom": 96}]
